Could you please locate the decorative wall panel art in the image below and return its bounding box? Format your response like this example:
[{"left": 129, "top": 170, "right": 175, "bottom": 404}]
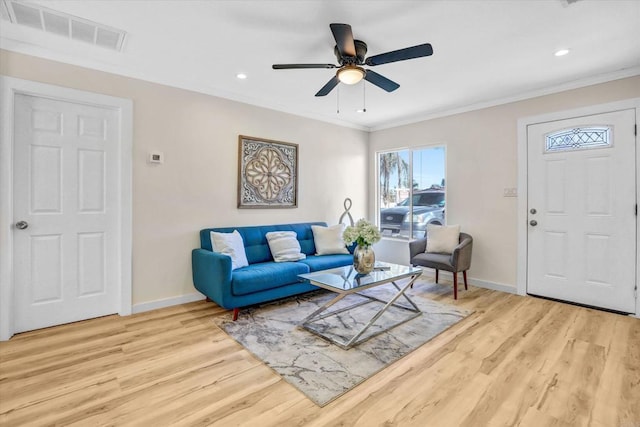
[{"left": 238, "top": 135, "right": 298, "bottom": 208}]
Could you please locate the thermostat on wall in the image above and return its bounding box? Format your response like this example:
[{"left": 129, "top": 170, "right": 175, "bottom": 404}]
[{"left": 148, "top": 151, "right": 164, "bottom": 164}]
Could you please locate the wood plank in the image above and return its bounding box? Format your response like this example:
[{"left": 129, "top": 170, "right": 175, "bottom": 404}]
[
  {"left": 533, "top": 339, "right": 607, "bottom": 425},
  {"left": 590, "top": 315, "right": 640, "bottom": 426},
  {"left": 0, "top": 284, "right": 638, "bottom": 426}
]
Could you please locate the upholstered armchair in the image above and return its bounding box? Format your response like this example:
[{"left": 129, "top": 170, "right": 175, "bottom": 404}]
[{"left": 409, "top": 232, "right": 473, "bottom": 299}]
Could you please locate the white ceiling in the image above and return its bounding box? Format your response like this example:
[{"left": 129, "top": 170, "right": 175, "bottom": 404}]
[{"left": 1, "top": 0, "right": 639, "bottom": 130}]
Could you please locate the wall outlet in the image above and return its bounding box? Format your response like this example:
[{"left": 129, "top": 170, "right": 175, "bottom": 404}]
[{"left": 503, "top": 187, "right": 518, "bottom": 197}]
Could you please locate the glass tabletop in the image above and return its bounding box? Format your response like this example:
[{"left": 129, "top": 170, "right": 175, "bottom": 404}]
[{"left": 298, "top": 261, "right": 422, "bottom": 292}]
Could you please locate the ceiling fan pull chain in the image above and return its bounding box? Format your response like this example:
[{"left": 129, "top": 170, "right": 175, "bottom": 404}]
[
  {"left": 362, "top": 81, "right": 367, "bottom": 113},
  {"left": 337, "top": 85, "right": 340, "bottom": 114}
]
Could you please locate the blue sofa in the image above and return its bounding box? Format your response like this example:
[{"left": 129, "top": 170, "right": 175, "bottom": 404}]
[{"left": 192, "top": 222, "right": 354, "bottom": 320}]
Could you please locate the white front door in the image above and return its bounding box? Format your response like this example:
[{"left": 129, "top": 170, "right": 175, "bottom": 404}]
[
  {"left": 12, "top": 94, "right": 120, "bottom": 333},
  {"left": 527, "top": 108, "right": 637, "bottom": 313}
]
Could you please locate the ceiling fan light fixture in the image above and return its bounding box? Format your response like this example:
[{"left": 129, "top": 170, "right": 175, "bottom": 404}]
[{"left": 337, "top": 66, "right": 365, "bottom": 85}]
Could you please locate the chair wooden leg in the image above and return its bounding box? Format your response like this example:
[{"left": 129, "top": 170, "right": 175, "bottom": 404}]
[
  {"left": 232, "top": 308, "right": 239, "bottom": 321},
  {"left": 435, "top": 269, "right": 439, "bottom": 283},
  {"left": 453, "top": 272, "right": 458, "bottom": 300},
  {"left": 463, "top": 271, "right": 468, "bottom": 290}
]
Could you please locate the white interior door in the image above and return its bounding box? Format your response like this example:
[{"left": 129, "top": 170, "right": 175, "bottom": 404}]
[
  {"left": 527, "top": 109, "right": 637, "bottom": 313},
  {"left": 12, "top": 94, "right": 120, "bottom": 333}
]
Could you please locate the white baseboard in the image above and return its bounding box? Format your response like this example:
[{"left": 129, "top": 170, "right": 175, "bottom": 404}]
[
  {"left": 132, "top": 292, "right": 206, "bottom": 314},
  {"left": 416, "top": 267, "right": 517, "bottom": 295},
  {"left": 467, "top": 278, "right": 517, "bottom": 294}
]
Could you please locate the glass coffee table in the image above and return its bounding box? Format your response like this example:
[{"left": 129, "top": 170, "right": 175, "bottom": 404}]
[{"left": 297, "top": 262, "right": 423, "bottom": 349}]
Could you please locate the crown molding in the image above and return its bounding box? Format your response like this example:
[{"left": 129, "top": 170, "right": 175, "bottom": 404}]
[{"left": 369, "top": 66, "right": 640, "bottom": 132}]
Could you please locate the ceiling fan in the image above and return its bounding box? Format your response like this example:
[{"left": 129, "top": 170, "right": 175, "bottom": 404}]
[{"left": 272, "top": 23, "right": 433, "bottom": 97}]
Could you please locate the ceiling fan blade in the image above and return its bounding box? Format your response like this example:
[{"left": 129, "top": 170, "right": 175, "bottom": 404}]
[
  {"left": 272, "top": 64, "right": 337, "bottom": 69},
  {"left": 330, "top": 23, "right": 356, "bottom": 58},
  {"left": 365, "top": 43, "right": 433, "bottom": 66},
  {"left": 315, "top": 76, "right": 340, "bottom": 97},
  {"left": 364, "top": 70, "right": 400, "bottom": 92}
]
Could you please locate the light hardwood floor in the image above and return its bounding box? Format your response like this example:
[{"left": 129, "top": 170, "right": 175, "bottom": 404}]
[{"left": 1, "top": 279, "right": 639, "bottom": 426}]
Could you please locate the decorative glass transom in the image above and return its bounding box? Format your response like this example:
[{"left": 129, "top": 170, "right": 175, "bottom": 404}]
[{"left": 545, "top": 126, "right": 611, "bottom": 152}]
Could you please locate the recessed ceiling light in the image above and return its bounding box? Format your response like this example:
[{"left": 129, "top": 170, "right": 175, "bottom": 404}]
[
  {"left": 554, "top": 49, "right": 570, "bottom": 57},
  {"left": 236, "top": 73, "right": 247, "bottom": 79}
]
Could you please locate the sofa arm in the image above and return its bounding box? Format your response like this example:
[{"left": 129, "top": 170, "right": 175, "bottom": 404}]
[
  {"left": 409, "top": 238, "right": 427, "bottom": 263},
  {"left": 192, "top": 249, "right": 234, "bottom": 309}
]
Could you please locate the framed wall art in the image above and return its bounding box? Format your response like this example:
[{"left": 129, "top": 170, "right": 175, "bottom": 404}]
[{"left": 237, "top": 135, "right": 298, "bottom": 209}]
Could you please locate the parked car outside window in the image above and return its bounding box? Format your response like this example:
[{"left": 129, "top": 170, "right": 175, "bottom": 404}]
[{"left": 379, "top": 189, "right": 445, "bottom": 239}]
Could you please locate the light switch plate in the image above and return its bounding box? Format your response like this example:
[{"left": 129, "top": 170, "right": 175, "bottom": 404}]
[{"left": 503, "top": 187, "right": 518, "bottom": 197}]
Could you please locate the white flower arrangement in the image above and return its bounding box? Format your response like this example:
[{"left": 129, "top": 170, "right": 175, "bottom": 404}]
[{"left": 343, "top": 219, "right": 382, "bottom": 247}]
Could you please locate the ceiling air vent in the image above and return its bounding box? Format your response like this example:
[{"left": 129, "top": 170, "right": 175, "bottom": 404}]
[{"left": 1, "top": 0, "right": 126, "bottom": 51}]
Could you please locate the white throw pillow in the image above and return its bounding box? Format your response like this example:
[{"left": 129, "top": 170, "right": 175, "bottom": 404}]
[
  {"left": 210, "top": 230, "right": 249, "bottom": 270},
  {"left": 265, "top": 231, "right": 306, "bottom": 262},
  {"left": 311, "top": 224, "right": 349, "bottom": 255},
  {"left": 426, "top": 224, "right": 461, "bottom": 254}
]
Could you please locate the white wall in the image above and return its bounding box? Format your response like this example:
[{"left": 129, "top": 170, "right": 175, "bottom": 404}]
[
  {"left": 3, "top": 49, "right": 639, "bottom": 302},
  {"left": 369, "top": 75, "right": 640, "bottom": 290},
  {"left": 0, "top": 50, "right": 369, "bottom": 305}
]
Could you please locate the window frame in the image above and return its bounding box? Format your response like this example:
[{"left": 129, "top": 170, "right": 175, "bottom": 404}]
[{"left": 376, "top": 144, "right": 447, "bottom": 241}]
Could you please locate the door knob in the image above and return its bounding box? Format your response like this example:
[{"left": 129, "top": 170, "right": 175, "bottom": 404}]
[
  {"left": 15, "top": 221, "right": 28, "bottom": 230},
  {"left": 529, "top": 220, "right": 538, "bottom": 226}
]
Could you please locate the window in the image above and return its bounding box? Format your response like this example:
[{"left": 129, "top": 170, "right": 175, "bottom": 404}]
[
  {"left": 545, "top": 126, "right": 611, "bottom": 152},
  {"left": 378, "top": 146, "right": 446, "bottom": 240}
]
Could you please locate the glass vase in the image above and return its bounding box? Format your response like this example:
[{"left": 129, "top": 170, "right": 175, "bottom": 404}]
[{"left": 353, "top": 245, "right": 375, "bottom": 274}]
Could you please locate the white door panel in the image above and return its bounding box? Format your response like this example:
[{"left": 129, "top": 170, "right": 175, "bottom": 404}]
[
  {"left": 527, "top": 109, "right": 637, "bottom": 313},
  {"left": 13, "top": 94, "right": 119, "bottom": 333}
]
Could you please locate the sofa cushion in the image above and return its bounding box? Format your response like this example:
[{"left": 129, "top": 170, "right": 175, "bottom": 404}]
[
  {"left": 231, "top": 261, "right": 310, "bottom": 296},
  {"left": 201, "top": 222, "right": 327, "bottom": 264},
  {"left": 266, "top": 231, "right": 306, "bottom": 262},
  {"left": 311, "top": 224, "right": 349, "bottom": 255},
  {"left": 300, "top": 254, "right": 354, "bottom": 272},
  {"left": 210, "top": 230, "right": 249, "bottom": 270}
]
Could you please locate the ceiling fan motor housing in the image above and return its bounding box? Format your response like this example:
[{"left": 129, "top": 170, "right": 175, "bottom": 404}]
[{"left": 335, "top": 40, "right": 368, "bottom": 65}]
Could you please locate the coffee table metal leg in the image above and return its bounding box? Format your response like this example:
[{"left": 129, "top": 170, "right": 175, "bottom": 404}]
[
  {"left": 300, "top": 293, "right": 348, "bottom": 324},
  {"left": 358, "top": 278, "right": 421, "bottom": 313},
  {"left": 343, "top": 273, "right": 421, "bottom": 348},
  {"left": 390, "top": 280, "right": 421, "bottom": 312}
]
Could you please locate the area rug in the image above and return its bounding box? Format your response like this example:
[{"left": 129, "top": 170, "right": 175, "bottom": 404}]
[{"left": 213, "top": 284, "right": 472, "bottom": 406}]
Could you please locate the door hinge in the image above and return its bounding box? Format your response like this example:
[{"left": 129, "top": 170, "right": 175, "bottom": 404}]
[{"left": 635, "top": 123, "right": 637, "bottom": 136}]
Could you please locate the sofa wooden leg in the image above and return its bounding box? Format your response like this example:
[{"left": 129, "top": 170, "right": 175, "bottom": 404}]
[
  {"left": 463, "top": 271, "right": 468, "bottom": 290},
  {"left": 205, "top": 297, "right": 212, "bottom": 302},
  {"left": 453, "top": 272, "right": 458, "bottom": 300},
  {"left": 232, "top": 308, "right": 239, "bottom": 321},
  {"left": 435, "top": 269, "right": 439, "bottom": 283}
]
